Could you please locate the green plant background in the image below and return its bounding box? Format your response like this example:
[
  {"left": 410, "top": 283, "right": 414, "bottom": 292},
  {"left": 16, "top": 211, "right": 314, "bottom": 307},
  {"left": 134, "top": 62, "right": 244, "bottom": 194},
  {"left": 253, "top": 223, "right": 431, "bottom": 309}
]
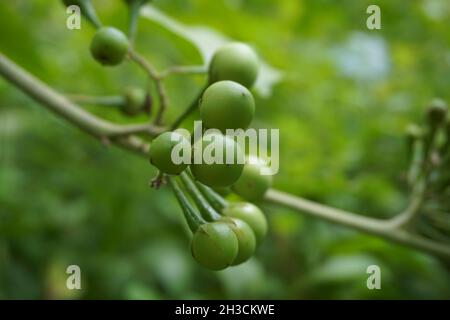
[{"left": 1, "top": 0, "right": 449, "bottom": 299}]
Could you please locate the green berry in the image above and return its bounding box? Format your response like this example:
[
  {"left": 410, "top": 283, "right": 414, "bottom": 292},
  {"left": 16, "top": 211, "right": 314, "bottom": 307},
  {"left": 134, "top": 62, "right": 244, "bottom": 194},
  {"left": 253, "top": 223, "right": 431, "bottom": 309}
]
[
  {"left": 200, "top": 81, "right": 255, "bottom": 132},
  {"left": 90, "top": 27, "right": 129, "bottom": 66},
  {"left": 222, "top": 202, "right": 267, "bottom": 245},
  {"left": 121, "top": 87, "right": 147, "bottom": 115},
  {"left": 149, "top": 132, "right": 191, "bottom": 175},
  {"left": 221, "top": 217, "right": 256, "bottom": 265},
  {"left": 191, "top": 132, "right": 244, "bottom": 187},
  {"left": 191, "top": 222, "right": 238, "bottom": 270},
  {"left": 209, "top": 42, "right": 259, "bottom": 88},
  {"left": 426, "top": 98, "right": 448, "bottom": 126},
  {"left": 232, "top": 156, "right": 273, "bottom": 201}
]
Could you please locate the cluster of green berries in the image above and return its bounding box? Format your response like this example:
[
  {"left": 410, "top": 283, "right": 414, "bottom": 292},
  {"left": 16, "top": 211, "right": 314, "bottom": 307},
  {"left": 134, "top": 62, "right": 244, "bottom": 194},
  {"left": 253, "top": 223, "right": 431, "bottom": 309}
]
[
  {"left": 63, "top": 0, "right": 273, "bottom": 270},
  {"left": 149, "top": 43, "right": 269, "bottom": 191},
  {"left": 148, "top": 43, "right": 273, "bottom": 269}
]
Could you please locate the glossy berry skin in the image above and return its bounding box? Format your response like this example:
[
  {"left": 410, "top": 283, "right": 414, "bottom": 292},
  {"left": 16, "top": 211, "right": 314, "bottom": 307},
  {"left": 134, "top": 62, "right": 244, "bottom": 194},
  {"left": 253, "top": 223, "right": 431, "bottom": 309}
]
[
  {"left": 191, "top": 222, "right": 238, "bottom": 270},
  {"left": 221, "top": 217, "right": 256, "bottom": 266},
  {"left": 90, "top": 27, "right": 129, "bottom": 66},
  {"left": 232, "top": 156, "right": 273, "bottom": 201},
  {"left": 213, "top": 187, "right": 232, "bottom": 197},
  {"left": 209, "top": 42, "right": 259, "bottom": 88},
  {"left": 191, "top": 132, "right": 244, "bottom": 187},
  {"left": 222, "top": 202, "right": 267, "bottom": 245},
  {"left": 200, "top": 81, "right": 255, "bottom": 132},
  {"left": 149, "top": 132, "right": 191, "bottom": 175},
  {"left": 121, "top": 87, "right": 147, "bottom": 115}
]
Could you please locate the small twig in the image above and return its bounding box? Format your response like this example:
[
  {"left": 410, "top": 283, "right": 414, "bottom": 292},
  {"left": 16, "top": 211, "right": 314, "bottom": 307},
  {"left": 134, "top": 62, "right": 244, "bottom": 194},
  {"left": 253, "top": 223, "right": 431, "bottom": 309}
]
[
  {"left": 128, "top": 49, "right": 168, "bottom": 125},
  {"left": 264, "top": 189, "right": 450, "bottom": 259},
  {"left": 386, "top": 178, "right": 427, "bottom": 230},
  {"left": 108, "top": 123, "right": 166, "bottom": 137},
  {"left": 66, "top": 94, "right": 125, "bottom": 107},
  {"left": 0, "top": 53, "right": 162, "bottom": 141}
]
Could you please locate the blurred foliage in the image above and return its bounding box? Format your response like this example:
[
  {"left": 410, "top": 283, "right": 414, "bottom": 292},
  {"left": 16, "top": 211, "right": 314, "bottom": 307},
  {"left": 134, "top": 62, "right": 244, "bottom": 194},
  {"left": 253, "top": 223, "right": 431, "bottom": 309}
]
[{"left": 1, "top": 0, "right": 450, "bottom": 299}]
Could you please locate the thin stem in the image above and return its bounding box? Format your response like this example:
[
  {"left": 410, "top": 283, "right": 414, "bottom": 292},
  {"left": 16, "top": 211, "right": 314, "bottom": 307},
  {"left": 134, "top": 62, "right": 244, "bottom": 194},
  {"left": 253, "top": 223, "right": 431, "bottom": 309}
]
[
  {"left": 108, "top": 123, "right": 166, "bottom": 137},
  {"left": 386, "top": 178, "right": 427, "bottom": 229},
  {"left": 195, "top": 181, "right": 228, "bottom": 213},
  {"left": 170, "top": 85, "right": 206, "bottom": 130},
  {"left": 264, "top": 189, "right": 450, "bottom": 259},
  {"left": 179, "top": 172, "right": 221, "bottom": 221},
  {"left": 0, "top": 53, "right": 162, "bottom": 142},
  {"left": 128, "top": 50, "right": 168, "bottom": 125},
  {"left": 66, "top": 94, "right": 125, "bottom": 107},
  {"left": 407, "top": 138, "right": 424, "bottom": 185},
  {"left": 167, "top": 177, "right": 205, "bottom": 232},
  {"left": 160, "top": 65, "right": 207, "bottom": 79},
  {"left": 0, "top": 53, "right": 115, "bottom": 137}
]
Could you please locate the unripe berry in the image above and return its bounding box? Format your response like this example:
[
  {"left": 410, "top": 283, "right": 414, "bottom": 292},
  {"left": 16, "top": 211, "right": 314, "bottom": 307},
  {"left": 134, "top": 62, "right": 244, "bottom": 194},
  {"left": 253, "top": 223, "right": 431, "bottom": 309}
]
[
  {"left": 200, "top": 81, "right": 255, "bottom": 132},
  {"left": 121, "top": 87, "right": 148, "bottom": 115},
  {"left": 191, "top": 132, "right": 244, "bottom": 187},
  {"left": 191, "top": 222, "right": 238, "bottom": 270},
  {"left": 221, "top": 217, "right": 256, "bottom": 265},
  {"left": 209, "top": 42, "right": 259, "bottom": 88},
  {"left": 232, "top": 156, "right": 273, "bottom": 201},
  {"left": 90, "top": 27, "right": 129, "bottom": 66},
  {"left": 149, "top": 132, "right": 191, "bottom": 175},
  {"left": 222, "top": 202, "right": 267, "bottom": 245},
  {"left": 426, "top": 98, "right": 448, "bottom": 126}
]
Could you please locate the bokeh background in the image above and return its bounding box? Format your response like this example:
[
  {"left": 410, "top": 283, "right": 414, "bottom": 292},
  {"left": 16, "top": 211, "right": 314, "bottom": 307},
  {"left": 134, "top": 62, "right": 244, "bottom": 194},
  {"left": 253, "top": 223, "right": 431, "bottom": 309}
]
[{"left": 1, "top": 0, "right": 450, "bottom": 299}]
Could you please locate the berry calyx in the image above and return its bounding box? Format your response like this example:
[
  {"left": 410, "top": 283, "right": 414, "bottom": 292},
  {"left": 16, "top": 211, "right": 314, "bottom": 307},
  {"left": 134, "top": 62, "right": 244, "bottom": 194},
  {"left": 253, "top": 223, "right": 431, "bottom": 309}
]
[
  {"left": 222, "top": 202, "right": 268, "bottom": 245},
  {"left": 191, "top": 221, "right": 239, "bottom": 270},
  {"left": 149, "top": 132, "right": 191, "bottom": 175},
  {"left": 199, "top": 81, "right": 255, "bottom": 132},
  {"left": 191, "top": 132, "right": 244, "bottom": 187},
  {"left": 90, "top": 27, "right": 129, "bottom": 66},
  {"left": 209, "top": 42, "right": 259, "bottom": 88},
  {"left": 232, "top": 155, "right": 273, "bottom": 201},
  {"left": 221, "top": 217, "right": 256, "bottom": 265}
]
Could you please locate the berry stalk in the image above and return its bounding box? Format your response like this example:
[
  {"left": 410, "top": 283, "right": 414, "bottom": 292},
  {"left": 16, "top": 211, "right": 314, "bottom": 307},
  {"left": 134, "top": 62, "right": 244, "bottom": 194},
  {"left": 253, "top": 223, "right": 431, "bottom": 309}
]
[
  {"left": 194, "top": 179, "right": 228, "bottom": 212},
  {"left": 167, "top": 176, "right": 205, "bottom": 232},
  {"left": 179, "top": 172, "right": 222, "bottom": 221}
]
